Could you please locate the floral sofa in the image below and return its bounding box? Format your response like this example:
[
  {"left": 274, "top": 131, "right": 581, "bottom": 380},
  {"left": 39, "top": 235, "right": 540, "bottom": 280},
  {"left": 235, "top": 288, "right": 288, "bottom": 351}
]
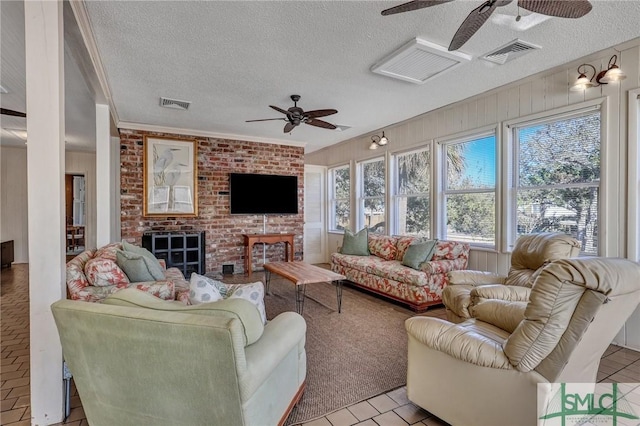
[
  {"left": 331, "top": 235, "right": 470, "bottom": 311},
  {"left": 66, "top": 242, "right": 190, "bottom": 303}
]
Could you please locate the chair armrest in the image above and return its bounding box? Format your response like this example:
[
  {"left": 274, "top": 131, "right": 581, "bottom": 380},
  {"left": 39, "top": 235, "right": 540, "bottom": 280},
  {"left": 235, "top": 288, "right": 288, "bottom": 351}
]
[
  {"left": 421, "top": 258, "right": 468, "bottom": 275},
  {"left": 242, "top": 312, "right": 306, "bottom": 399},
  {"left": 447, "top": 270, "right": 506, "bottom": 286},
  {"left": 405, "top": 317, "right": 512, "bottom": 369},
  {"left": 470, "top": 299, "right": 527, "bottom": 333},
  {"left": 471, "top": 284, "right": 531, "bottom": 302}
]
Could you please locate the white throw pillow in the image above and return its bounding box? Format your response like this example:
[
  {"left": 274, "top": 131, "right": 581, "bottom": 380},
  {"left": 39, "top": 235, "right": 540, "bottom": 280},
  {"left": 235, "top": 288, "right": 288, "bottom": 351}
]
[
  {"left": 189, "top": 273, "right": 223, "bottom": 304},
  {"left": 228, "top": 282, "right": 267, "bottom": 324}
]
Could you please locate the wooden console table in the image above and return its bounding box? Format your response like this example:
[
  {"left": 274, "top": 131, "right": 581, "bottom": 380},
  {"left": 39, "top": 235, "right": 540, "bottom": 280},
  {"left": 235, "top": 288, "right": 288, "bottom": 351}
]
[{"left": 243, "top": 233, "right": 295, "bottom": 275}]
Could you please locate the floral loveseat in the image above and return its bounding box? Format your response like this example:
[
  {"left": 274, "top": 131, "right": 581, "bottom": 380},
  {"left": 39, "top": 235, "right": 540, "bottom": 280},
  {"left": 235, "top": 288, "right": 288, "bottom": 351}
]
[
  {"left": 331, "top": 235, "right": 470, "bottom": 311},
  {"left": 66, "top": 242, "right": 190, "bottom": 303}
]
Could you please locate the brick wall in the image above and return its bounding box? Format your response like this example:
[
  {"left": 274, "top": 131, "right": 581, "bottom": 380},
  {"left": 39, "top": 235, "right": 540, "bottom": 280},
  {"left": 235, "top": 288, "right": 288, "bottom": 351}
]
[{"left": 119, "top": 129, "right": 305, "bottom": 274}]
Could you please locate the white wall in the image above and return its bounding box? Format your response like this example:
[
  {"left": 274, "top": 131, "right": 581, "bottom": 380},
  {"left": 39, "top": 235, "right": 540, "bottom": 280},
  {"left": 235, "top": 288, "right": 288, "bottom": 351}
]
[
  {"left": 1, "top": 147, "right": 30, "bottom": 262},
  {"left": 307, "top": 43, "right": 640, "bottom": 347},
  {"left": 0, "top": 146, "right": 98, "bottom": 262}
]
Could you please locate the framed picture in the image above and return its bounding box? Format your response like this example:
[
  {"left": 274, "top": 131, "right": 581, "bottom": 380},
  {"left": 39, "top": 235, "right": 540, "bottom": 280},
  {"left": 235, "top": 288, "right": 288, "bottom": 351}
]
[{"left": 143, "top": 136, "right": 198, "bottom": 217}]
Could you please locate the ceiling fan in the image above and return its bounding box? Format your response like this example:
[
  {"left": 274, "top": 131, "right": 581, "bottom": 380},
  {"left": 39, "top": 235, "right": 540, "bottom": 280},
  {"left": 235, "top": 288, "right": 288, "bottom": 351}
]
[
  {"left": 246, "top": 95, "right": 338, "bottom": 133},
  {"left": 1, "top": 108, "right": 26, "bottom": 118},
  {"left": 381, "top": 0, "right": 592, "bottom": 51}
]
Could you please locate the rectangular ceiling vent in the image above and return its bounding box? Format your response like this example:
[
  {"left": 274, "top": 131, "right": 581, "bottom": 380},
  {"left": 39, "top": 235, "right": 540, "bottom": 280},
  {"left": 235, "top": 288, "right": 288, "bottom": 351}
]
[
  {"left": 159, "top": 97, "right": 191, "bottom": 111},
  {"left": 371, "top": 38, "right": 472, "bottom": 84},
  {"left": 481, "top": 39, "right": 540, "bottom": 65}
]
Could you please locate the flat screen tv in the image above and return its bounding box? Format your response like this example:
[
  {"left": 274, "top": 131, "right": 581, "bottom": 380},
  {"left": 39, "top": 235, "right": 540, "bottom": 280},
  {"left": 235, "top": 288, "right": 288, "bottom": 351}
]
[{"left": 229, "top": 173, "right": 299, "bottom": 215}]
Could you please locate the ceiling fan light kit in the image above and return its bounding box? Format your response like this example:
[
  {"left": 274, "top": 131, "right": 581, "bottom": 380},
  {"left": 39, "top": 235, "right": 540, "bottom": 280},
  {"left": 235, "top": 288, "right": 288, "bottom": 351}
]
[
  {"left": 570, "top": 54, "right": 626, "bottom": 92},
  {"left": 369, "top": 131, "right": 389, "bottom": 150},
  {"left": 246, "top": 95, "right": 338, "bottom": 134}
]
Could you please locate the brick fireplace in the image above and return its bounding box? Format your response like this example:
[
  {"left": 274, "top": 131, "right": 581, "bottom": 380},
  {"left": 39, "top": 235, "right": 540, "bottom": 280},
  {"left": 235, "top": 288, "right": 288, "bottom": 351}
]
[{"left": 119, "top": 129, "right": 305, "bottom": 274}]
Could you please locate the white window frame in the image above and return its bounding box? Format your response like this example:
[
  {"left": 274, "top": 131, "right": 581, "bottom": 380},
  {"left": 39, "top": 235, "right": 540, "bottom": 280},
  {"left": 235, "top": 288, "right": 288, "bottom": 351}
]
[
  {"left": 504, "top": 100, "right": 604, "bottom": 255},
  {"left": 357, "top": 157, "right": 386, "bottom": 233},
  {"left": 328, "top": 164, "right": 350, "bottom": 233},
  {"left": 391, "top": 145, "right": 432, "bottom": 238},
  {"left": 438, "top": 127, "right": 499, "bottom": 249}
]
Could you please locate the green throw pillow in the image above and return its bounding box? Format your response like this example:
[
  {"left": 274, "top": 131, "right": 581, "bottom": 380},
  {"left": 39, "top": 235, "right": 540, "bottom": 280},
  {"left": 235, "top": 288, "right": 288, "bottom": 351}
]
[
  {"left": 116, "top": 250, "right": 166, "bottom": 282},
  {"left": 122, "top": 240, "right": 156, "bottom": 261},
  {"left": 340, "top": 228, "right": 369, "bottom": 256},
  {"left": 402, "top": 240, "right": 438, "bottom": 270}
]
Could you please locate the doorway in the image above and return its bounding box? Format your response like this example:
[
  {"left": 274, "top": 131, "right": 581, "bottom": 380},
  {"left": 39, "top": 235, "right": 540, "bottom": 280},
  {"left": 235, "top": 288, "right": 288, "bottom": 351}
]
[{"left": 65, "top": 174, "right": 85, "bottom": 255}]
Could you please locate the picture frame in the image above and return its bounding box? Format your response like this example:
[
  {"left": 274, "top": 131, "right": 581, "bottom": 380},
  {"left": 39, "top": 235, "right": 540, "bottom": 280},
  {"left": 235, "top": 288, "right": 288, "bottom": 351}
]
[{"left": 143, "top": 136, "right": 198, "bottom": 217}]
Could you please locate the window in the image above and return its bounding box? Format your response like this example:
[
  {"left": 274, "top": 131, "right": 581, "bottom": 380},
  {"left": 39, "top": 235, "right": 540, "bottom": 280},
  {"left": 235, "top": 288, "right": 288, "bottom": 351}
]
[
  {"left": 358, "top": 158, "right": 385, "bottom": 234},
  {"left": 513, "top": 109, "right": 600, "bottom": 255},
  {"left": 393, "top": 147, "right": 430, "bottom": 237},
  {"left": 442, "top": 133, "right": 497, "bottom": 247},
  {"left": 328, "top": 165, "right": 350, "bottom": 232}
]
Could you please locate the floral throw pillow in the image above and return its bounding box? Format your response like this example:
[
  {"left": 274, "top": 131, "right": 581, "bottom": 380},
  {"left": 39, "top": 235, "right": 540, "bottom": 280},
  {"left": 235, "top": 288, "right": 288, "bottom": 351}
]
[
  {"left": 189, "top": 273, "right": 223, "bottom": 304},
  {"left": 84, "top": 258, "right": 130, "bottom": 287},
  {"left": 228, "top": 282, "right": 267, "bottom": 325},
  {"left": 368, "top": 235, "right": 398, "bottom": 261}
]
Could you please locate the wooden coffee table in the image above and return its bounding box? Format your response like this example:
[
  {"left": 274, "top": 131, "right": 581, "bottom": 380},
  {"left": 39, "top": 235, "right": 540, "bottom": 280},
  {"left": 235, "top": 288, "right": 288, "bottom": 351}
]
[{"left": 263, "top": 261, "right": 346, "bottom": 315}]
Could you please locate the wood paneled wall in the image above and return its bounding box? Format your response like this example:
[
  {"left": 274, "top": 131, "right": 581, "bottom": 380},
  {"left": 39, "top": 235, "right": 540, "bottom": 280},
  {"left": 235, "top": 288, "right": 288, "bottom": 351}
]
[{"left": 310, "top": 45, "right": 640, "bottom": 276}]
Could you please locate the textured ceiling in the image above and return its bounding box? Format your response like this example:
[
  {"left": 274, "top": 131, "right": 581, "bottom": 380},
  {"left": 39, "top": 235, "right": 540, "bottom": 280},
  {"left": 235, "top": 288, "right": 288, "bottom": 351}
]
[{"left": 2, "top": 1, "right": 640, "bottom": 153}]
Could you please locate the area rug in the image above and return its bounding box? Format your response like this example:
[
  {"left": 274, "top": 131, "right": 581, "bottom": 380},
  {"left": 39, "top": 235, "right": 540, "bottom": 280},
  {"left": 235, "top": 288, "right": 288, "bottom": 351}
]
[{"left": 219, "top": 269, "right": 418, "bottom": 425}]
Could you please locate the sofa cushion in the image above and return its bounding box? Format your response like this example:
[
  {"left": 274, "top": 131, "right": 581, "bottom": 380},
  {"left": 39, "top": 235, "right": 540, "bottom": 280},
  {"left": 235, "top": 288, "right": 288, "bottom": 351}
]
[
  {"left": 122, "top": 240, "right": 160, "bottom": 264},
  {"left": 84, "top": 257, "right": 130, "bottom": 287},
  {"left": 402, "top": 240, "right": 438, "bottom": 270},
  {"left": 331, "top": 252, "right": 388, "bottom": 273},
  {"left": 395, "top": 236, "right": 417, "bottom": 261},
  {"left": 341, "top": 228, "right": 369, "bottom": 256},
  {"left": 368, "top": 235, "right": 398, "bottom": 261},
  {"left": 368, "top": 260, "right": 431, "bottom": 287},
  {"left": 432, "top": 240, "right": 470, "bottom": 261},
  {"left": 116, "top": 250, "right": 166, "bottom": 282},
  {"left": 102, "top": 288, "right": 264, "bottom": 346}
]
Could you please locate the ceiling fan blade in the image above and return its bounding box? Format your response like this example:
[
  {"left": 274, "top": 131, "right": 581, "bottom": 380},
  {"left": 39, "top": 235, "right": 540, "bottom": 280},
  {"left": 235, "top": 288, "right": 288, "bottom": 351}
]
[
  {"left": 245, "top": 118, "right": 285, "bottom": 122},
  {"left": 381, "top": 0, "right": 453, "bottom": 16},
  {"left": 284, "top": 122, "right": 297, "bottom": 133},
  {"left": 1, "top": 108, "right": 26, "bottom": 118},
  {"left": 518, "top": 0, "right": 592, "bottom": 18},
  {"left": 448, "top": 0, "right": 511, "bottom": 51},
  {"left": 305, "top": 118, "right": 337, "bottom": 130},
  {"left": 304, "top": 109, "right": 338, "bottom": 119},
  {"left": 269, "top": 105, "right": 290, "bottom": 115}
]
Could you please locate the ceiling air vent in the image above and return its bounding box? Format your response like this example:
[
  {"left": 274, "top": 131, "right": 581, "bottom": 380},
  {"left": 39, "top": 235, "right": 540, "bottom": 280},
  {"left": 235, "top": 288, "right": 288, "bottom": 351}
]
[
  {"left": 481, "top": 39, "right": 540, "bottom": 65},
  {"left": 159, "top": 97, "right": 191, "bottom": 111},
  {"left": 371, "top": 38, "right": 472, "bottom": 84}
]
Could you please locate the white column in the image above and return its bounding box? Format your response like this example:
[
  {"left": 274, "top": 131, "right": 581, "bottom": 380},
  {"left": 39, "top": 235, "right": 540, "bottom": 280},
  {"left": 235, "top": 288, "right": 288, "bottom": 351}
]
[
  {"left": 96, "top": 103, "right": 113, "bottom": 246},
  {"left": 25, "top": 1, "right": 65, "bottom": 424}
]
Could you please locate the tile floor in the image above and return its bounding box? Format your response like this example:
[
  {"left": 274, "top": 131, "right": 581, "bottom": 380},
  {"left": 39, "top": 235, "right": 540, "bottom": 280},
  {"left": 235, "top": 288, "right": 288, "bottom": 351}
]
[{"left": 2, "top": 263, "right": 640, "bottom": 426}]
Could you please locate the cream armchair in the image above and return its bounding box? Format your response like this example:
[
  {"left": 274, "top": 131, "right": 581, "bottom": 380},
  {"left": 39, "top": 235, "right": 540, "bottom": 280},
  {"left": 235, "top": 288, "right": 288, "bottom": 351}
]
[
  {"left": 406, "top": 257, "right": 640, "bottom": 426},
  {"left": 442, "top": 233, "right": 580, "bottom": 322},
  {"left": 52, "top": 289, "right": 307, "bottom": 426}
]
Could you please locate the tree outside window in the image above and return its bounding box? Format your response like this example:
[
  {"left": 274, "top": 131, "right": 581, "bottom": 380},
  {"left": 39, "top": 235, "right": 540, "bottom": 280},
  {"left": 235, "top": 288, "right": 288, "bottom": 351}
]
[
  {"left": 514, "top": 111, "right": 600, "bottom": 255},
  {"left": 394, "top": 148, "right": 430, "bottom": 237},
  {"left": 443, "top": 134, "right": 497, "bottom": 247},
  {"left": 329, "top": 165, "right": 350, "bottom": 232},
  {"left": 359, "top": 158, "right": 385, "bottom": 234}
]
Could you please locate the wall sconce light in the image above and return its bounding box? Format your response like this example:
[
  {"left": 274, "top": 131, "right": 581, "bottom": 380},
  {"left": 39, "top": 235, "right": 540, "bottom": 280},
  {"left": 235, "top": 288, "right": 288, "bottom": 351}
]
[
  {"left": 369, "top": 131, "right": 388, "bottom": 150},
  {"left": 570, "top": 55, "right": 627, "bottom": 92}
]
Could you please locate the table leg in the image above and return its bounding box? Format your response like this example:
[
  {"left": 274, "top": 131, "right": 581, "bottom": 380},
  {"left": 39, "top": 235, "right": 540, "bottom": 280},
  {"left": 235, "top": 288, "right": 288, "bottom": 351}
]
[
  {"left": 335, "top": 280, "right": 343, "bottom": 313},
  {"left": 264, "top": 270, "right": 271, "bottom": 295},
  {"left": 296, "top": 284, "right": 307, "bottom": 315},
  {"left": 246, "top": 244, "right": 252, "bottom": 275}
]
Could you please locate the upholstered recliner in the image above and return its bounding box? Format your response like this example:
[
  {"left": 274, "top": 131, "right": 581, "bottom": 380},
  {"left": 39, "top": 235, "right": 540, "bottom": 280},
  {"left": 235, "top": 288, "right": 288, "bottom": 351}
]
[
  {"left": 406, "top": 257, "right": 640, "bottom": 426},
  {"left": 442, "top": 233, "right": 580, "bottom": 322},
  {"left": 52, "top": 288, "right": 307, "bottom": 426}
]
